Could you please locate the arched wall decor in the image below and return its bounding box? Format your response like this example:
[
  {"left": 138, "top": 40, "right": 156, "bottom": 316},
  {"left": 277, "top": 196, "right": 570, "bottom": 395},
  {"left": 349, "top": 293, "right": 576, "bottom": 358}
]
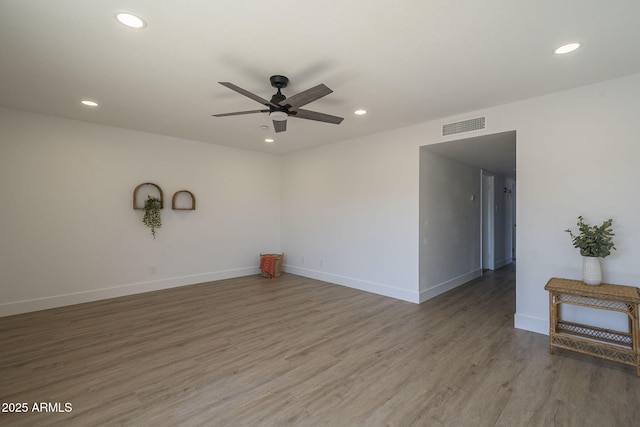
[
  {"left": 133, "top": 182, "right": 164, "bottom": 210},
  {"left": 172, "top": 190, "right": 196, "bottom": 210}
]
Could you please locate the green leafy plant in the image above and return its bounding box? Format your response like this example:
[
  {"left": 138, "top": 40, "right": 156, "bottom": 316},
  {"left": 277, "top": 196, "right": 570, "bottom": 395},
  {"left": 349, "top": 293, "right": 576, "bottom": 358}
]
[
  {"left": 143, "top": 195, "right": 162, "bottom": 239},
  {"left": 565, "top": 216, "right": 615, "bottom": 258}
]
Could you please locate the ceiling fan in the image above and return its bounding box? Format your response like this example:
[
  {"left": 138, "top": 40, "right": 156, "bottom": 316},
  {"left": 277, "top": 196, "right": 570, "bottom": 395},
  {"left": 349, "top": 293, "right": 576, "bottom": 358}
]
[{"left": 213, "top": 75, "right": 344, "bottom": 133}]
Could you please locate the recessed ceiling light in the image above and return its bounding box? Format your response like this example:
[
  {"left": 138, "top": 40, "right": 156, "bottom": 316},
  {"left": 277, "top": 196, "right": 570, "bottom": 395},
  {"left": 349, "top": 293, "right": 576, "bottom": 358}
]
[
  {"left": 354, "top": 109, "right": 367, "bottom": 115},
  {"left": 265, "top": 138, "right": 274, "bottom": 143},
  {"left": 81, "top": 100, "right": 99, "bottom": 107},
  {"left": 115, "top": 12, "right": 146, "bottom": 29},
  {"left": 554, "top": 42, "right": 581, "bottom": 55}
]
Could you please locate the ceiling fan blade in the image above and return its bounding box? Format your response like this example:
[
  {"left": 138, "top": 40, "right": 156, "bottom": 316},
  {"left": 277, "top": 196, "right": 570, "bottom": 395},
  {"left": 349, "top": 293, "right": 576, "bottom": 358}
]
[
  {"left": 212, "top": 109, "right": 268, "bottom": 117},
  {"left": 292, "top": 108, "right": 344, "bottom": 124},
  {"left": 219, "top": 82, "right": 278, "bottom": 108},
  {"left": 273, "top": 120, "right": 287, "bottom": 133},
  {"left": 278, "top": 84, "right": 333, "bottom": 109}
]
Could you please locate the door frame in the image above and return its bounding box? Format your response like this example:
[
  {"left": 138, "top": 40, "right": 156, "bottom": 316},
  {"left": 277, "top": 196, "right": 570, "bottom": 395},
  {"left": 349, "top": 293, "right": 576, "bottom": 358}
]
[{"left": 481, "top": 170, "right": 495, "bottom": 271}]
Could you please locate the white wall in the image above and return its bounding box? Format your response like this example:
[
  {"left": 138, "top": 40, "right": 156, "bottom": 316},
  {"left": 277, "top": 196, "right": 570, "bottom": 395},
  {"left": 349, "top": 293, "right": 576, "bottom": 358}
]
[
  {"left": 419, "top": 149, "right": 481, "bottom": 301},
  {"left": 281, "top": 129, "right": 420, "bottom": 302},
  {"left": 0, "top": 108, "right": 282, "bottom": 316},
  {"left": 504, "top": 177, "right": 516, "bottom": 262},
  {"left": 430, "top": 74, "right": 640, "bottom": 334},
  {"left": 493, "top": 173, "right": 513, "bottom": 269},
  {"left": 282, "top": 72, "right": 640, "bottom": 335},
  {"left": 506, "top": 74, "right": 640, "bottom": 334}
]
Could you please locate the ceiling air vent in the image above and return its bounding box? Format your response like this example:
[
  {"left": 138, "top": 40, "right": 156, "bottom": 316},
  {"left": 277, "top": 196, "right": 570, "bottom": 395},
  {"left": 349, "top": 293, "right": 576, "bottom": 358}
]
[{"left": 442, "top": 116, "right": 486, "bottom": 136}]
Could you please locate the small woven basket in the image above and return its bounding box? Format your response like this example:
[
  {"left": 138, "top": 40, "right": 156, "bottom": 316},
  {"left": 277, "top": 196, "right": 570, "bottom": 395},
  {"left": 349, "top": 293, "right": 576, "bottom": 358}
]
[{"left": 260, "top": 253, "right": 284, "bottom": 278}]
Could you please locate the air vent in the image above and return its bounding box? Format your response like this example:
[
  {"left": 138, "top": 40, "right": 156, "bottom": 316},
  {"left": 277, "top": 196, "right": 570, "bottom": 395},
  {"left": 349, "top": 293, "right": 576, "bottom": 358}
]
[{"left": 442, "top": 116, "right": 486, "bottom": 136}]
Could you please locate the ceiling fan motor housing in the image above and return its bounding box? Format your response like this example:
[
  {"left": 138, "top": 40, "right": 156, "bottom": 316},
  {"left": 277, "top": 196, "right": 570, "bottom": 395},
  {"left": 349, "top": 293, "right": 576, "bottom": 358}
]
[
  {"left": 270, "top": 93, "right": 287, "bottom": 106},
  {"left": 269, "top": 75, "right": 289, "bottom": 109}
]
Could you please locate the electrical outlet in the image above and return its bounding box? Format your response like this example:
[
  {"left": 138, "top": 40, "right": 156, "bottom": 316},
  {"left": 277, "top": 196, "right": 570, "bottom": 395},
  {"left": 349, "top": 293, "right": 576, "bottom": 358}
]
[
  {"left": 149, "top": 265, "right": 157, "bottom": 275},
  {"left": 301, "top": 256, "right": 305, "bottom": 264},
  {"left": 320, "top": 258, "right": 324, "bottom": 267}
]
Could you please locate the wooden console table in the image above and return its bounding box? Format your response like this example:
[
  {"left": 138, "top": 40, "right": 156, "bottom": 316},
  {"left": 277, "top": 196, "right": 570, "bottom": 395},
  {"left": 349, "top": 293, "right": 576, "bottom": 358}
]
[{"left": 545, "top": 277, "right": 640, "bottom": 376}]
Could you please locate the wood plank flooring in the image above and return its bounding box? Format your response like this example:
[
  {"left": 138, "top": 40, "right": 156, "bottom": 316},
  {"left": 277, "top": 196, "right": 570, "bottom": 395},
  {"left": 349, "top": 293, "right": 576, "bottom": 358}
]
[{"left": 1, "top": 264, "right": 639, "bottom": 426}]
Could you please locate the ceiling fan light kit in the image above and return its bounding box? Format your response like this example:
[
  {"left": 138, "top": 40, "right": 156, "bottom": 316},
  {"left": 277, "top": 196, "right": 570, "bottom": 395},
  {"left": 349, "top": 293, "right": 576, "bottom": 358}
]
[
  {"left": 269, "top": 111, "right": 288, "bottom": 121},
  {"left": 213, "top": 75, "right": 344, "bottom": 133}
]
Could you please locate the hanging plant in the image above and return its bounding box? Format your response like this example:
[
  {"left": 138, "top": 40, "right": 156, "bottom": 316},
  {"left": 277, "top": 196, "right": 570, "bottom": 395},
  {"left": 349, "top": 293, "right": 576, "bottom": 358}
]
[{"left": 142, "top": 195, "right": 162, "bottom": 239}]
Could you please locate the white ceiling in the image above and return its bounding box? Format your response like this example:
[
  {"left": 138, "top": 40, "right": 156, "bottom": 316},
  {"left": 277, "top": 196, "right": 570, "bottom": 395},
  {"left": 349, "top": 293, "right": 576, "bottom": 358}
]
[{"left": 1, "top": 1, "right": 639, "bottom": 155}]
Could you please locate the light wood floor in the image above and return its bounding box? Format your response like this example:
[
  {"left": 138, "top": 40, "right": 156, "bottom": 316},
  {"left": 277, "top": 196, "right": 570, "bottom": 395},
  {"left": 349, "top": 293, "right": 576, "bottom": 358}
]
[{"left": 1, "top": 264, "right": 639, "bottom": 426}]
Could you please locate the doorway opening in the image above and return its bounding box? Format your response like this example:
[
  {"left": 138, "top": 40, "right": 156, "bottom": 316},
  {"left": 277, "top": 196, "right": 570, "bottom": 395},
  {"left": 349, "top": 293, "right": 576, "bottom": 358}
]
[{"left": 418, "top": 130, "right": 516, "bottom": 301}]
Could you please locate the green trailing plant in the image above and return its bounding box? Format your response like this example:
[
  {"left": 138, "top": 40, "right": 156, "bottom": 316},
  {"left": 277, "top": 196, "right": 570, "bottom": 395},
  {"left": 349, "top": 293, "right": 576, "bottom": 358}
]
[
  {"left": 143, "top": 195, "right": 162, "bottom": 239},
  {"left": 565, "top": 216, "right": 615, "bottom": 258}
]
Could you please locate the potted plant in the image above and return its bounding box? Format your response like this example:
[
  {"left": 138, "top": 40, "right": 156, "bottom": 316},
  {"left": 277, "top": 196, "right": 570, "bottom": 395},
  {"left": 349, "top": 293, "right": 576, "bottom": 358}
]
[
  {"left": 143, "top": 195, "right": 162, "bottom": 239},
  {"left": 565, "top": 216, "right": 615, "bottom": 285}
]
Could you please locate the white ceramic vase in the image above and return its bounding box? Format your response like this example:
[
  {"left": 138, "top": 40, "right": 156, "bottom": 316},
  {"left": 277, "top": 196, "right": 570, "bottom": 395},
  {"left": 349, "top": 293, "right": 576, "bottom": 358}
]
[{"left": 582, "top": 256, "right": 602, "bottom": 286}]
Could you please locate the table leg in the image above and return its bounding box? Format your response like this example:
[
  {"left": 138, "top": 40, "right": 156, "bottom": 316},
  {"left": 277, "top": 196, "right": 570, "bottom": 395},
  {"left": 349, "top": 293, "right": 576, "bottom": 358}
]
[
  {"left": 549, "top": 292, "right": 556, "bottom": 355},
  {"left": 631, "top": 304, "right": 639, "bottom": 377}
]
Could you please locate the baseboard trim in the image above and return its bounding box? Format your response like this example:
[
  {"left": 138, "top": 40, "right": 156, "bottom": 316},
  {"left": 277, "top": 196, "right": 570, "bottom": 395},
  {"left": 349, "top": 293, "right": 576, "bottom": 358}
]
[
  {"left": 514, "top": 313, "right": 548, "bottom": 335},
  {"left": 0, "top": 267, "right": 260, "bottom": 317},
  {"left": 495, "top": 257, "right": 513, "bottom": 270},
  {"left": 284, "top": 265, "right": 420, "bottom": 303},
  {"left": 419, "top": 269, "right": 483, "bottom": 303}
]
